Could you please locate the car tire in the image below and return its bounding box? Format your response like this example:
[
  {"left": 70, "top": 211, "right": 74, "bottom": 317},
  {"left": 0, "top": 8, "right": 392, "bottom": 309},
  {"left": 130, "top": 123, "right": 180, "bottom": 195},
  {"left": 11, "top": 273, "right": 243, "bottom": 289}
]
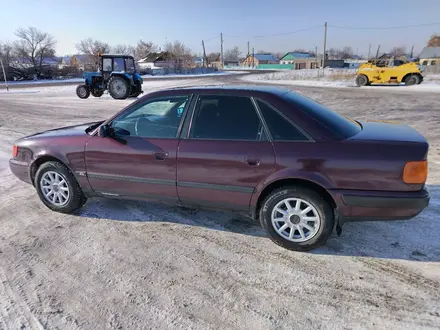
[
  {"left": 404, "top": 74, "right": 419, "bottom": 86},
  {"left": 76, "top": 85, "right": 90, "bottom": 99},
  {"left": 259, "top": 186, "right": 334, "bottom": 251},
  {"left": 108, "top": 76, "right": 130, "bottom": 99},
  {"left": 355, "top": 74, "right": 369, "bottom": 87},
  {"left": 34, "top": 161, "right": 87, "bottom": 214}
]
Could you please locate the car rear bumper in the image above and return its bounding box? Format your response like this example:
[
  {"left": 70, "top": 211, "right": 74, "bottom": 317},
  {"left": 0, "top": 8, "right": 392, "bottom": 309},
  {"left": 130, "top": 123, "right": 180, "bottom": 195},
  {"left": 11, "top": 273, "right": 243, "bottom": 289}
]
[
  {"left": 330, "top": 187, "right": 430, "bottom": 224},
  {"left": 9, "top": 159, "right": 32, "bottom": 184}
]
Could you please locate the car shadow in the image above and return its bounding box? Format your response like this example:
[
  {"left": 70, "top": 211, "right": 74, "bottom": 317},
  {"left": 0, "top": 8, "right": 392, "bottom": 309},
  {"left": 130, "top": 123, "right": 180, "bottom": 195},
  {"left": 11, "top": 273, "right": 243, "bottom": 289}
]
[{"left": 76, "top": 184, "right": 440, "bottom": 262}]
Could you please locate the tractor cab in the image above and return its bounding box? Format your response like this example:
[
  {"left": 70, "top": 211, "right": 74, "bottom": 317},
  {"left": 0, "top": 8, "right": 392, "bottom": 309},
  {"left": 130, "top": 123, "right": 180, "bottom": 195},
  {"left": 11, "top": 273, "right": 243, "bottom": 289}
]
[{"left": 76, "top": 53, "right": 144, "bottom": 100}]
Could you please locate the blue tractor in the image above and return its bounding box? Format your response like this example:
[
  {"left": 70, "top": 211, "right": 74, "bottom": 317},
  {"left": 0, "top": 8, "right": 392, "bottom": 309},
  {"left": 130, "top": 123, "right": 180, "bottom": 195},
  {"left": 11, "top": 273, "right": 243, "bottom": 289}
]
[{"left": 76, "top": 53, "right": 144, "bottom": 100}]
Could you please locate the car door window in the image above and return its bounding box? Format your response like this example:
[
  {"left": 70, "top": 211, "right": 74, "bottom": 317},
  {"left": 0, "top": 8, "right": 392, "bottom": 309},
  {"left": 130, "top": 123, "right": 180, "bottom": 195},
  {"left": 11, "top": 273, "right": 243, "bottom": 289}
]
[
  {"left": 189, "top": 95, "right": 264, "bottom": 140},
  {"left": 111, "top": 95, "right": 189, "bottom": 138},
  {"left": 257, "top": 100, "right": 310, "bottom": 141}
]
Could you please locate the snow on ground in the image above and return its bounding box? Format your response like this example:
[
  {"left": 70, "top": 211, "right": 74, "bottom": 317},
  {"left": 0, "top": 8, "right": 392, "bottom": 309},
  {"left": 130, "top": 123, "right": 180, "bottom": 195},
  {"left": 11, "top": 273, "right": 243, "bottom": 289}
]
[
  {"left": 3, "top": 70, "right": 244, "bottom": 87},
  {"left": 0, "top": 76, "right": 440, "bottom": 329},
  {"left": 240, "top": 68, "right": 440, "bottom": 92}
]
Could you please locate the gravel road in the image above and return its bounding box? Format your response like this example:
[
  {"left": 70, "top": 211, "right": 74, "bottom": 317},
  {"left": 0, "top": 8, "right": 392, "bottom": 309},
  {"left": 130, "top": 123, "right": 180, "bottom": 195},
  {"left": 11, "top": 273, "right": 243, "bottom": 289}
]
[{"left": 0, "top": 75, "right": 439, "bottom": 330}]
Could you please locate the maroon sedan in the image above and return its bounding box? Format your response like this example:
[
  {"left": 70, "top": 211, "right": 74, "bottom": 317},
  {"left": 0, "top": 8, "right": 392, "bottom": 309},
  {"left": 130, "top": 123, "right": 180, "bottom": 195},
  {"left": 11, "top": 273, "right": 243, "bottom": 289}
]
[{"left": 9, "top": 85, "right": 430, "bottom": 251}]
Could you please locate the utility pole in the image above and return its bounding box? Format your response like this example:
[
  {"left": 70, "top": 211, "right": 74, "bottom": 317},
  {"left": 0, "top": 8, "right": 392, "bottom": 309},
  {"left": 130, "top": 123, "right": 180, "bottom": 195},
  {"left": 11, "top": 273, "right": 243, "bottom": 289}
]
[
  {"left": 322, "top": 21, "right": 327, "bottom": 73},
  {"left": 0, "top": 58, "right": 8, "bottom": 92},
  {"left": 247, "top": 41, "right": 250, "bottom": 56},
  {"left": 410, "top": 45, "right": 414, "bottom": 58},
  {"left": 220, "top": 33, "right": 224, "bottom": 69},
  {"left": 315, "top": 46, "right": 318, "bottom": 65},
  {"left": 367, "top": 44, "right": 371, "bottom": 60},
  {"left": 252, "top": 47, "right": 255, "bottom": 68},
  {"left": 375, "top": 45, "right": 380, "bottom": 59},
  {"left": 201, "top": 40, "right": 207, "bottom": 68}
]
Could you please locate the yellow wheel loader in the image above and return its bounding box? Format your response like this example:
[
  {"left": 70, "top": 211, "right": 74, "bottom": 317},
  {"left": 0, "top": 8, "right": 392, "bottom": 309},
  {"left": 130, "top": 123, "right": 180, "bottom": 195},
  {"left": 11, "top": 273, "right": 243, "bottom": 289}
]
[{"left": 355, "top": 57, "right": 423, "bottom": 87}]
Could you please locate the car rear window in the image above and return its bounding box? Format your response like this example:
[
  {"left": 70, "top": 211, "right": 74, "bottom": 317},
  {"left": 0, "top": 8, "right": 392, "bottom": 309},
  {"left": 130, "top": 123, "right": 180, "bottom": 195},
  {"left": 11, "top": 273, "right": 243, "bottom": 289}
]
[{"left": 283, "top": 91, "right": 362, "bottom": 139}]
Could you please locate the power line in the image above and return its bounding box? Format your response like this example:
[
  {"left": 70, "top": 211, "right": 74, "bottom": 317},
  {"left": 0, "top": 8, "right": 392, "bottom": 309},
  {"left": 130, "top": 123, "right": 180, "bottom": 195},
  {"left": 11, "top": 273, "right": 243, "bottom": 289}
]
[
  {"left": 328, "top": 22, "right": 440, "bottom": 30},
  {"left": 212, "top": 25, "right": 322, "bottom": 40},
  {"left": 204, "top": 36, "right": 219, "bottom": 43}
]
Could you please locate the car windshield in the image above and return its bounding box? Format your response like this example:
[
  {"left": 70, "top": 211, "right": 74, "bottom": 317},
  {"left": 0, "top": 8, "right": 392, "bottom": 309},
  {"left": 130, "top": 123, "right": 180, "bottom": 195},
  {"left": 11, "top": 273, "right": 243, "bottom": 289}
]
[{"left": 283, "top": 91, "right": 362, "bottom": 139}]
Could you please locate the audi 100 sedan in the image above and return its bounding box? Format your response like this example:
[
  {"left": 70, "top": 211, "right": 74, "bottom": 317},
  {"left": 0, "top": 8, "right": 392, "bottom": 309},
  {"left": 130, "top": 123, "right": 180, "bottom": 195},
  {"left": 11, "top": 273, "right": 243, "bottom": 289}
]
[{"left": 9, "top": 85, "right": 430, "bottom": 251}]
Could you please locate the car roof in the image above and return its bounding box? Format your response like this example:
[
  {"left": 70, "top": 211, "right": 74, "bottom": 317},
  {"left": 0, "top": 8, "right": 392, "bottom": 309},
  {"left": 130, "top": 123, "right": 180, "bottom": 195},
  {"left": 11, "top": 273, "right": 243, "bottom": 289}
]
[{"left": 154, "top": 84, "right": 295, "bottom": 96}]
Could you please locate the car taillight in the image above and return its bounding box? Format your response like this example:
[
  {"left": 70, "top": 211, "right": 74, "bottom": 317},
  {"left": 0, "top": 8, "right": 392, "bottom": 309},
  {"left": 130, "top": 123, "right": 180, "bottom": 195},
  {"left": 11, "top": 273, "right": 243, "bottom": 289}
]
[
  {"left": 12, "top": 145, "right": 18, "bottom": 158},
  {"left": 403, "top": 160, "right": 427, "bottom": 184}
]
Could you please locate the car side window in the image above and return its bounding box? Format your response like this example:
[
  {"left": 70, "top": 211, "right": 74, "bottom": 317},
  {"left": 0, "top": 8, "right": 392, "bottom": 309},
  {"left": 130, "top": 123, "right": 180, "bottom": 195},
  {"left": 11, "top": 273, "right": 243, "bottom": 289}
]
[
  {"left": 111, "top": 95, "right": 189, "bottom": 138},
  {"left": 257, "top": 100, "right": 309, "bottom": 141},
  {"left": 189, "top": 95, "right": 264, "bottom": 140}
]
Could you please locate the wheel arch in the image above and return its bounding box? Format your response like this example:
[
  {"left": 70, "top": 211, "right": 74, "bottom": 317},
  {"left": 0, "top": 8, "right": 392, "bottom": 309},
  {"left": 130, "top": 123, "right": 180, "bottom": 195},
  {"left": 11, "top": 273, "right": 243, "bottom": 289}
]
[
  {"left": 30, "top": 154, "right": 75, "bottom": 186},
  {"left": 401, "top": 72, "right": 422, "bottom": 83},
  {"left": 252, "top": 178, "right": 337, "bottom": 221}
]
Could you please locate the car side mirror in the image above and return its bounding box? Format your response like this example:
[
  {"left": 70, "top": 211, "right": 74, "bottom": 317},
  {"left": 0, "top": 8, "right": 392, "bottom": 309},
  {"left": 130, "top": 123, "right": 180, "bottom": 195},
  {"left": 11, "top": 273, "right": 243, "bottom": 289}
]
[{"left": 98, "top": 124, "right": 109, "bottom": 137}]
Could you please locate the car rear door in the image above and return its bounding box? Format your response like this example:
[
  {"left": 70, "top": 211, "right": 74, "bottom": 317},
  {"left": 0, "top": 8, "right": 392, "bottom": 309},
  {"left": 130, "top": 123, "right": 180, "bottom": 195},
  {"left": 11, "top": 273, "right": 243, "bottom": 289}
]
[
  {"left": 85, "top": 93, "right": 191, "bottom": 203},
  {"left": 176, "top": 93, "right": 276, "bottom": 211}
]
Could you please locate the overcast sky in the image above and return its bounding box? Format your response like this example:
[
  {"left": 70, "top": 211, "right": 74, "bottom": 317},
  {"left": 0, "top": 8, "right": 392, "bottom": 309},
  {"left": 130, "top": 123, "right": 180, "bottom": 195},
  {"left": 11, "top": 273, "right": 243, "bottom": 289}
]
[{"left": 1, "top": 0, "right": 439, "bottom": 57}]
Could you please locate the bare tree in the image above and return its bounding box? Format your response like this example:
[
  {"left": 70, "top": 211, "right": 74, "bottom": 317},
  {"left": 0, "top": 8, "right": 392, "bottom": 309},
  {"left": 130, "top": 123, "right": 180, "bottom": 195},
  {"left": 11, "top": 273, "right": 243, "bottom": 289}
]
[
  {"left": 272, "top": 52, "right": 285, "bottom": 60},
  {"left": 75, "top": 38, "right": 112, "bottom": 70},
  {"left": 112, "top": 44, "right": 135, "bottom": 56},
  {"left": 164, "top": 40, "right": 193, "bottom": 71},
  {"left": 224, "top": 46, "right": 241, "bottom": 61},
  {"left": 0, "top": 42, "right": 14, "bottom": 80},
  {"left": 13, "top": 27, "right": 56, "bottom": 75},
  {"left": 389, "top": 46, "right": 406, "bottom": 57},
  {"left": 0, "top": 42, "right": 13, "bottom": 64},
  {"left": 427, "top": 34, "right": 440, "bottom": 47},
  {"left": 164, "top": 40, "right": 192, "bottom": 57},
  {"left": 338, "top": 46, "right": 353, "bottom": 59},
  {"left": 206, "top": 52, "right": 220, "bottom": 63},
  {"left": 75, "top": 38, "right": 111, "bottom": 55},
  {"left": 134, "top": 40, "right": 157, "bottom": 61},
  {"left": 327, "top": 48, "right": 338, "bottom": 59}
]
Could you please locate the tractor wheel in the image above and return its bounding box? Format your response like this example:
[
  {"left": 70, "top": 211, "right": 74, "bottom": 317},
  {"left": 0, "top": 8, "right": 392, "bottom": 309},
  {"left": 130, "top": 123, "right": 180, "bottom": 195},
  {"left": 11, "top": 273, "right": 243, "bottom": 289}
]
[
  {"left": 129, "top": 82, "right": 142, "bottom": 98},
  {"left": 91, "top": 89, "right": 104, "bottom": 97},
  {"left": 355, "top": 74, "right": 369, "bottom": 87},
  {"left": 404, "top": 74, "right": 419, "bottom": 86},
  {"left": 76, "top": 85, "right": 90, "bottom": 99},
  {"left": 108, "top": 76, "right": 130, "bottom": 100}
]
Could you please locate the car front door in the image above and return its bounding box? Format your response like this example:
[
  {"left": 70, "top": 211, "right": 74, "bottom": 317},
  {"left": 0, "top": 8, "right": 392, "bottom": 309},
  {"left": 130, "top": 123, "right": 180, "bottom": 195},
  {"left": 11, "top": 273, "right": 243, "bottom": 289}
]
[
  {"left": 176, "top": 93, "right": 276, "bottom": 211},
  {"left": 85, "top": 94, "right": 191, "bottom": 202}
]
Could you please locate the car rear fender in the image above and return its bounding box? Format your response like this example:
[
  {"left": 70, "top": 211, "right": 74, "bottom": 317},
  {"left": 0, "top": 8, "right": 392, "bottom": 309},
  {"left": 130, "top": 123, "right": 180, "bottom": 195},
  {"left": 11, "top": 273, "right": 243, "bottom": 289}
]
[{"left": 250, "top": 168, "right": 334, "bottom": 208}]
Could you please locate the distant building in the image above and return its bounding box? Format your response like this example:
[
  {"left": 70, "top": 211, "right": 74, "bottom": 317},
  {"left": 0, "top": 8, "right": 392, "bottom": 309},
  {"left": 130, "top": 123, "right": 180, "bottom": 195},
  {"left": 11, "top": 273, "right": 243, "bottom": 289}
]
[
  {"left": 241, "top": 53, "right": 278, "bottom": 67},
  {"left": 137, "top": 52, "right": 175, "bottom": 70},
  {"left": 418, "top": 47, "right": 440, "bottom": 66},
  {"left": 279, "top": 51, "right": 319, "bottom": 69}
]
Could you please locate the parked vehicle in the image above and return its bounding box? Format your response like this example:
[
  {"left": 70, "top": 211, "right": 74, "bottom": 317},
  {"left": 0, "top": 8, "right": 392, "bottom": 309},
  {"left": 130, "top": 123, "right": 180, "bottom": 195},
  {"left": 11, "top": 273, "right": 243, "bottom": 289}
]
[
  {"left": 355, "top": 57, "right": 423, "bottom": 86},
  {"left": 9, "top": 86, "right": 430, "bottom": 251},
  {"left": 76, "top": 53, "right": 144, "bottom": 100}
]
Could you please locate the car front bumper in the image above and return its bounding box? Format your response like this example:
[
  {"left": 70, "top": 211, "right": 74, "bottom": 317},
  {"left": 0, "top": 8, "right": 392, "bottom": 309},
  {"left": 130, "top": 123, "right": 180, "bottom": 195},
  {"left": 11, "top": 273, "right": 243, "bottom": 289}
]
[
  {"left": 330, "top": 187, "right": 430, "bottom": 224},
  {"left": 9, "top": 158, "right": 32, "bottom": 184}
]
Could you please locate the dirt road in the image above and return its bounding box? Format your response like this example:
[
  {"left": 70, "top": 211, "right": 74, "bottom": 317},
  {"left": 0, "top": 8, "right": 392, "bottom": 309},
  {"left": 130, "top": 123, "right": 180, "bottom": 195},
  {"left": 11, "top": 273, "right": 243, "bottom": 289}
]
[{"left": 0, "top": 77, "right": 439, "bottom": 329}]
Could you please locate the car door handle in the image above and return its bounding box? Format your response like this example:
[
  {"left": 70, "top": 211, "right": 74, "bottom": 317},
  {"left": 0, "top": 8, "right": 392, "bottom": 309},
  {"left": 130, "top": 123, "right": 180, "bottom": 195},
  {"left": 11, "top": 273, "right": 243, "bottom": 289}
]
[
  {"left": 245, "top": 157, "right": 260, "bottom": 166},
  {"left": 153, "top": 151, "right": 169, "bottom": 161}
]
